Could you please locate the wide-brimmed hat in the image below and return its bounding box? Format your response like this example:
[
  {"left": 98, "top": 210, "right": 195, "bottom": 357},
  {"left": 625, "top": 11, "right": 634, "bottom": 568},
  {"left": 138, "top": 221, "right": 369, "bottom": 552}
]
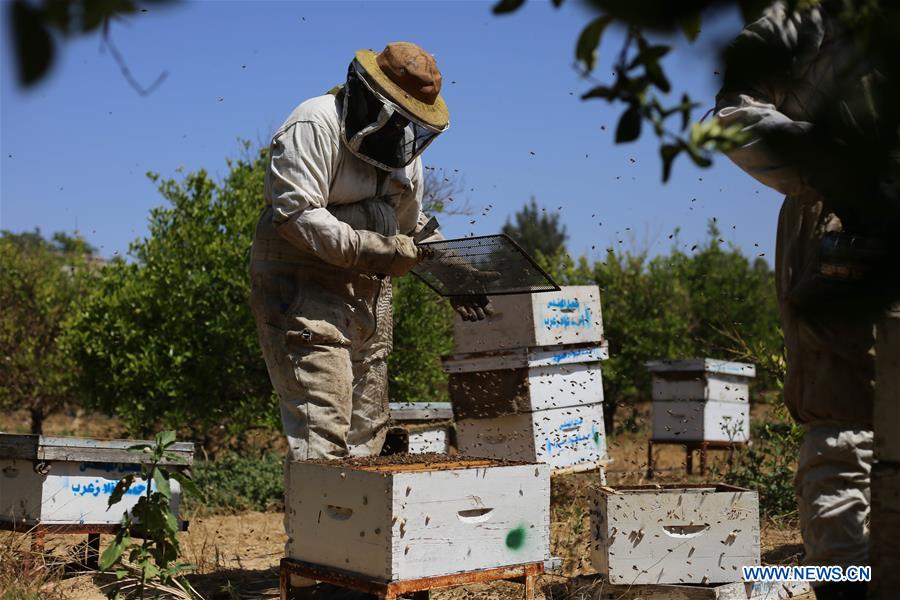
[{"left": 354, "top": 42, "right": 449, "bottom": 131}]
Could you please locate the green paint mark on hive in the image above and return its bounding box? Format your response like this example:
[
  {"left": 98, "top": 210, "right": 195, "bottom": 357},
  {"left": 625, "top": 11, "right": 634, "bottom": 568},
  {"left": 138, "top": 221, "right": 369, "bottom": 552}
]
[
  {"left": 593, "top": 430, "right": 602, "bottom": 449},
  {"left": 505, "top": 526, "right": 526, "bottom": 550}
]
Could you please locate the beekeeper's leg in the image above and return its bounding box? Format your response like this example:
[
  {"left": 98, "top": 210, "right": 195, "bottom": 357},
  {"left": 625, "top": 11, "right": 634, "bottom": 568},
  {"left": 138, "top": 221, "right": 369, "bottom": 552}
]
[
  {"left": 256, "top": 320, "right": 354, "bottom": 589},
  {"left": 347, "top": 277, "right": 393, "bottom": 457},
  {"left": 776, "top": 198, "right": 875, "bottom": 596},
  {"left": 796, "top": 426, "right": 873, "bottom": 567}
]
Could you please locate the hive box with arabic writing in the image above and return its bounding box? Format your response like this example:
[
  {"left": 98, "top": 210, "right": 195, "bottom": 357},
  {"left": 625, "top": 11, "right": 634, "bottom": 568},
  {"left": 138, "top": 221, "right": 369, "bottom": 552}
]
[
  {"left": 285, "top": 457, "right": 550, "bottom": 580},
  {"left": 443, "top": 345, "right": 609, "bottom": 472},
  {"left": 590, "top": 484, "right": 760, "bottom": 585},
  {"left": 0, "top": 434, "right": 193, "bottom": 528},
  {"left": 451, "top": 286, "right": 603, "bottom": 354},
  {"left": 648, "top": 359, "right": 755, "bottom": 443}
]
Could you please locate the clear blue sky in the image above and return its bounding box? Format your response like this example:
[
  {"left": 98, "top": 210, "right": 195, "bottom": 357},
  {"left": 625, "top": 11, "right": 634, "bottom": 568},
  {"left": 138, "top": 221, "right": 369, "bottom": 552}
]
[{"left": 1, "top": 1, "right": 779, "bottom": 264}]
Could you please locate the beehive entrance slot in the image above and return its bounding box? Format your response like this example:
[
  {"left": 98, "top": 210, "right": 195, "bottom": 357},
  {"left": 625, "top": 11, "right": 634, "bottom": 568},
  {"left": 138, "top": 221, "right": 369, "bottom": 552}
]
[
  {"left": 662, "top": 524, "right": 709, "bottom": 538},
  {"left": 326, "top": 505, "right": 353, "bottom": 521},
  {"left": 457, "top": 508, "right": 494, "bottom": 523}
]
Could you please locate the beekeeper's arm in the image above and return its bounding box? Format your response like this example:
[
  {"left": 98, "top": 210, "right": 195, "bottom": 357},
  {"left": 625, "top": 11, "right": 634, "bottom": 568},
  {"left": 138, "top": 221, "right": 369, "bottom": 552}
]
[
  {"left": 267, "top": 121, "right": 420, "bottom": 276},
  {"left": 400, "top": 159, "right": 494, "bottom": 321},
  {"left": 715, "top": 3, "right": 832, "bottom": 197}
]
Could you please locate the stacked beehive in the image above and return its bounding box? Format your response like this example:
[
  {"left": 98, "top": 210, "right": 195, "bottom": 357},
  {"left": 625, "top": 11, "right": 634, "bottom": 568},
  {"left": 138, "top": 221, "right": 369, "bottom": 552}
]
[
  {"left": 285, "top": 457, "right": 550, "bottom": 580},
  {"left": 0, "top": 434, "right": 193, "bottom": 529},
  {"left": 443, "top": 286, "right": 609, "bottom": 473},
  {"left": 647, "top": 358, "right": 755, "bottom": 443}
]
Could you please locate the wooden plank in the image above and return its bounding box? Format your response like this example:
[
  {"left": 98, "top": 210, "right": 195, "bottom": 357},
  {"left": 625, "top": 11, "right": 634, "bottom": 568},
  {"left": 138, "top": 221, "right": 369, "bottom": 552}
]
[
  {"left": 449, "top": 361, "right": 605, "bottom": 418},
  {"left": 0, "top": 458, "right": 184, "bottom": 525},
  {"left": 646, "top": 359, "right": 756, "bottom": 378},
  {"left": 591, "top": 485, "right": 760, "bottom": 585},
  {"left": 871, "top": 462, "right": 900, "bottom": 600},
  {"left": 875, "top": 312, "right": 900, "bottom": 462},
  {"left": 652, "top": 401, "right": 749, "bottom": 443},
  {"left": 285, "top": 463, "right": 392, "bottom": 580},
  {"left": 0, "top": 433, "right": 194, "bottom": 465},
  {"left": 442, "top": 344, "right": 608, "bottom": 374},
  {"left": 455, "top": 402, "right": 607, "bottom": 471},
  {"left": 452, "top": 286, "right": 603, "bottom": 354},
  {"left": 391, "top": 464, "right": 550, "bottom": 580},
  {"left": 406, "top": 429, "right": 450, "bottom": 454},
  {"left": 651, "top": 375, "right": 750, "bottom": 403},
  {"left": 389, "top": 403, "right": 454, "bottom": 422},
  {"left": 285, "top": 462, "right": 550, "bottom": 582},
  {"left": 591, "top": 581, "right": 748, "bottom": 600}
]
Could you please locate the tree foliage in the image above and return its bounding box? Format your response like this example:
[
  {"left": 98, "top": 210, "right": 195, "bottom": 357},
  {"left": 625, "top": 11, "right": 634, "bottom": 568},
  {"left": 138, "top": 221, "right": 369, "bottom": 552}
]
[
  {"left": 501, "top": 197, "right": 569, "bottom": 259},
  {"left": 63, "top": 146, "right": 274, "bottom": 446},
  {"left": 0, "top": 230, "right": 95, "bottom": 433},
  {"left": 539, "top": 220, "right": 781, "bottom": 430},
  {"left": 8, "top": 0, "right": 175, "bottom": 90},
  {"left": 494, "top": 0, "right": 900, "bottom": 185}
]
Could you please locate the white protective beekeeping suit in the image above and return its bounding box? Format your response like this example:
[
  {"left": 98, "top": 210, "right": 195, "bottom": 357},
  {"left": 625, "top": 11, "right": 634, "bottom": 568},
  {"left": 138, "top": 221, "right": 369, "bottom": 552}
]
[
  {"left": 249, "top": 42, "right": 457, "bottom": 463},
  {"left": 714, "top": 3, "right": 893, "bottom": 594}
]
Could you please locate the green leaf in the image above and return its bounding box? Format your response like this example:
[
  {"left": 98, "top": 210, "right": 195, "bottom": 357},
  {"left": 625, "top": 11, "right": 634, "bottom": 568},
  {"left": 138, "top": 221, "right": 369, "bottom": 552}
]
[
  {"left": 575, "top": 15, "right": 614, "bottom": 72},
  {"left": 164, "top": 509, "right": 179, "bottom": 536},
  {"left": 99, "top": 533, "right": 131, "bottom": 570},
  {"left": 550, "top": 0, "right": 564, "bottom": 6},
  {"left": 682, "top": 140, "right": 713, "bottom": 168},
  {"left": 660, "top": 144, "right": 681, "bottom": 182},
  {"left": 11, "top": 0, "right": 55, "bottom": 86},
  {"left": 170, "top": 470, "right": 204, "bottom": 500},
  {"left": 615, "top": 104, "right": 642, "bottom": 144},
  {"left": 157, "top": 430, "right": 176, "bottom": 449},
  {"left": 628, "top": 45, "right": 670, "bottom": 70},
  {"left": 581, "top": 85, "right": 616, "bottom": 101},
  {"left": 107, "top": 475, "right": 135, "bottom": 508},
  {"left": 680, "top": 93, "right": 693, "bottom": 130},
  {"left": 645, "top": 61, "right": 671, "bottom": 93},
  {"left": 492, "top": 0, "right": 525, "bottom": 15},
  {"left": 680, "top": 13, "right": 702, "bottom": 41},
  {"left": 153, "top": 467, "right": 172, "bottom": 499}
]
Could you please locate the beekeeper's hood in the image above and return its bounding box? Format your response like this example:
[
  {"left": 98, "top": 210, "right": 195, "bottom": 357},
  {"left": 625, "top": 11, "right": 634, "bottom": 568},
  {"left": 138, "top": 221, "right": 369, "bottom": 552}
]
[{"left": 341, "top": 42, "right": 450, "bottom": 171}]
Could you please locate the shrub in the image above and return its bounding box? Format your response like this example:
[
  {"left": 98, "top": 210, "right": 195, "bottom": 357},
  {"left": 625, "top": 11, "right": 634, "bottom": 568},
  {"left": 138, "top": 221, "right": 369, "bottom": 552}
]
[{"left": 187, "top": 453, "right": 284, "bottom": 515}]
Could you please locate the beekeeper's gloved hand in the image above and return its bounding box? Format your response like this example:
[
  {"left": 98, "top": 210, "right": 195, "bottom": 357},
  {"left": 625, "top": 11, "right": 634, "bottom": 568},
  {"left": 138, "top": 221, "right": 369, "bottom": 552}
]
[
  {"left": 450, "top": 295, "right": 494, "bottom": 321},
  {"left": 355, "top": 231, "right": 423, "bottom": 277}
]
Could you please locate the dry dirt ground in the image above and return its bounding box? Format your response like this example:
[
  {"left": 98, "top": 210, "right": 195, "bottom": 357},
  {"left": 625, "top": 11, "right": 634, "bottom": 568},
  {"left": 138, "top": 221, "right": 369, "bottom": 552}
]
[{"left": 1, "top": 405, "right": 809, "bottom": 599}]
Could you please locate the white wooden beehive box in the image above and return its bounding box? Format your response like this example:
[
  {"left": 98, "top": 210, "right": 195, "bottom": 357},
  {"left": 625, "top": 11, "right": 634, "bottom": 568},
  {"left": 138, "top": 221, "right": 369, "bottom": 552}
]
[
  {"left": 443, "top": 344, "right": 608, "bottom": 419},
  {"left": 652, "top": 400, "right": 750, "bottom": 443},
  {"left": 452, "top": 286, "right": 603, "bottom": 354},
  {"left": 387, "top": 402, "right": 453, "bottom": 454},
  {"left": 591, "top": 484, "right": 760, "bottom": 585},
  {"left": 0, "top": 434, "right": 193, "bottom": 527},
  {"left": 455, "top": 402, "right": 608, "bottom": 474},
  {"left": 647, "top": 359, "right": 755, "bottom": 403},
  {"left": 648, "top": 359, "right": 755, "bottom": 443},
  {"left": 285, "top": 457, "right": 550, "bottom": 580}
]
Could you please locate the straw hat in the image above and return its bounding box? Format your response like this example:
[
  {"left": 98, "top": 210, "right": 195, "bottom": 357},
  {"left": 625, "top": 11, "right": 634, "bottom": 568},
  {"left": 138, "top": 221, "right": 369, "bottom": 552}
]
[{"left": 355, "top": 42, "right": 450, "bottom": 131}]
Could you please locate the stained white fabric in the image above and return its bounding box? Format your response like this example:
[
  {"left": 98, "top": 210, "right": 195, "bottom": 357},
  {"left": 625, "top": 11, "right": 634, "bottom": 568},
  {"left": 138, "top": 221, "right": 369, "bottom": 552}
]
[{"left": 264, "top": 94, "right": 430, "bottom": 269}]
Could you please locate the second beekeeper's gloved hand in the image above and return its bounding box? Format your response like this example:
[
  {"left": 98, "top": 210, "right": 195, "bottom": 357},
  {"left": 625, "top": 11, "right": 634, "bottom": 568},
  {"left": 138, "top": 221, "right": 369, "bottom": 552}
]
[
  {"left": 355, "top": 231, "right": 424, "bottom": 277},
  {"left": 450, "top": 295, "right": 494, "bottom": 321}
]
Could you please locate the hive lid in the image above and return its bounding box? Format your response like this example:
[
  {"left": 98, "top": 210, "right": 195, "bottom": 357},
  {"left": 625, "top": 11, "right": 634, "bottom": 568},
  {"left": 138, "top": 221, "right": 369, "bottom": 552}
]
[
  {"left": 645, "top": 358, "right": 756, "bottom": 378},
  {"left": 388, "top": 402, "right": 453, "bottom": 421},
  {"left": 300, "top": 453, "right": 532, "bottom": 473},
  {"left": 0, "top": 433, "right": 195, "bottom": 465},
  {"left": 442, "top": 343, "right": 609, "bottom": 373}
]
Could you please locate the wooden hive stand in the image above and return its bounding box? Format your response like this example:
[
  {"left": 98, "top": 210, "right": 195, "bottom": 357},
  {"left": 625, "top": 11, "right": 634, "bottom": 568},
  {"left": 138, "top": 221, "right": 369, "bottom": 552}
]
[
  {"left": 279, "top": 559, "right": 545, "bottom": 600},
  {"left": 646, "top": 438, "right": 745, "bottom": 478}
]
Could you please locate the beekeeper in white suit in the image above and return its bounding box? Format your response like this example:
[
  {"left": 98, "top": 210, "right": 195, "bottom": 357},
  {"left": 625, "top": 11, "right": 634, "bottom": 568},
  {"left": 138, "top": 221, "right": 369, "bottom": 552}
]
[
  {"left": 250, "top": 42, "right": 492, "bottom": 464},
  {"left": 716, "top": 3, "right": 899, "bottom": 599}
]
